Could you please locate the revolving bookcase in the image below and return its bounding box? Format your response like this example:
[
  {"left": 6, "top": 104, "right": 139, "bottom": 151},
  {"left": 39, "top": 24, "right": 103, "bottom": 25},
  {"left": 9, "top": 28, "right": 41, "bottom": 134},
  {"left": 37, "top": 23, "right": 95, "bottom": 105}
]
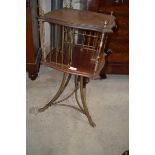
[{"left": 38, "top": 8, "right": 116, "bottom": 127}]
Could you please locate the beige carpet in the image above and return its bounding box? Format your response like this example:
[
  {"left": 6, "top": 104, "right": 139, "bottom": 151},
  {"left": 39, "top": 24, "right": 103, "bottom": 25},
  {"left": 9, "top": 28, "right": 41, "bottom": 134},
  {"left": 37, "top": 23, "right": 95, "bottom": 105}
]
[{"left": 26, "top": 66, "right": 129, "bottom": 155}]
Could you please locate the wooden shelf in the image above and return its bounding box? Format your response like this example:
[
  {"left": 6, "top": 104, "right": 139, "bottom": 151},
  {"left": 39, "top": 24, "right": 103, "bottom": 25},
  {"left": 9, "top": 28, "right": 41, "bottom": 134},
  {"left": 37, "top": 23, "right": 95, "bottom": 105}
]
[{"left": 43, "top": 45, "right": 105, "bottom": 78}]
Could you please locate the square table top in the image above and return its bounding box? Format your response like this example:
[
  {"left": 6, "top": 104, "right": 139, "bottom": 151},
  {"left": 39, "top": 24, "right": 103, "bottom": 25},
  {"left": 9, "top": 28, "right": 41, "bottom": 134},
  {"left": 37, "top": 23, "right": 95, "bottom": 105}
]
[{"left": 39, "top": 8, "right": 116, "bottom": 33}]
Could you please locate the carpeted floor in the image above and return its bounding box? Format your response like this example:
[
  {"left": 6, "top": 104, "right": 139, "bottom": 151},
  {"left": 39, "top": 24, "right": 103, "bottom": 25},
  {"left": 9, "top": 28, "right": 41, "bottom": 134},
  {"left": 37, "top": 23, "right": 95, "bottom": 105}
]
[{"left": 26, "top": 66, "right": 129, "bottom": 155}]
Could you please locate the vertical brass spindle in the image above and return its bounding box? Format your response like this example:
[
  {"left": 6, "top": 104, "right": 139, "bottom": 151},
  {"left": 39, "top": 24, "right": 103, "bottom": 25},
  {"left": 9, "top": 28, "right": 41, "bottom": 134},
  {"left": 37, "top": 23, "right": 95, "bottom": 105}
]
[
  {"left": 70, "top": 28, "right": 72, "bottom": 66},
  {"left": 87, "top": 31, "right": 91, "bottom": 47},
  {"left": 93, "top": 32, "right": 97, "bottom": 48},
  {"left": 94, "top": 32, "right": 100, "bottom": 57},
  {"left": 50, "top": 25, "right": 53, "bottom": 63},
  {"left": 58, "top": 25, "right": 60, "bottom": 52},
  {"left": 64, "top": 27, "right": 68, "bottom": 64},
  {"left": 72, "top": 28, "right": 75, "bottom": 46},
  {"left": 80, "top": 76, "right": 96, "bottom": 127},
  {"left": 81, "top": 31, "right": 86, "bottom": 51},
  {"left": 67, "top": 27, "right": 70, "bottom": 66},
  {"left": 39, "top": 20, "right": 46, "bottom": 62},
  {"left": 50, "top": 24, "right": 53, "bottom": 53},
  {"left": 68, "top": 27, "right": 73, "bottom": 66},
  {"left": 94, "top": 33, "right": 105, "bottom": 73},
  {"left": 64, "top": 27, "right": 66, "bottom": 42},
  {"left": 70, "top": 28, "right": 74, "bottom": 66},
  {"left": 61, "top": 26, "right": 64, "bottom": 66},
  {"left": 92, "top": 32, "right": 97, "bottom": 59},
  {"left": 56, "top": 24, "right": 58, "bottom": 64},
  {"left": 103, "top": 33, "right": 108, "bottom": 51},
  {"left": 96, "top": 32, "right": 100, "bottom": 49}
]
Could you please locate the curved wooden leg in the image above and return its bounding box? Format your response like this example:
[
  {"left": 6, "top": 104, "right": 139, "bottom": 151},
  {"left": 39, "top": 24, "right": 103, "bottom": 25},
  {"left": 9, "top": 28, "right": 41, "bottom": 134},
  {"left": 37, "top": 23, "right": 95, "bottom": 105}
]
[
  {"left": 80, "top": 76, "right": 96, "bottom": 127},
  {"left": 38, "top": 73, "right": 71, "bottom": 112}
]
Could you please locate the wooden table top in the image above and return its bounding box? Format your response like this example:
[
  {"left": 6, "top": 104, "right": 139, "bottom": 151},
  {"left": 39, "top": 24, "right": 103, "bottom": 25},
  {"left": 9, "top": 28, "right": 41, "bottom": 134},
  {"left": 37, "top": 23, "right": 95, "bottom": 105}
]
[{"left": 39, "top": 8, "right": 116, "bottom": 33}]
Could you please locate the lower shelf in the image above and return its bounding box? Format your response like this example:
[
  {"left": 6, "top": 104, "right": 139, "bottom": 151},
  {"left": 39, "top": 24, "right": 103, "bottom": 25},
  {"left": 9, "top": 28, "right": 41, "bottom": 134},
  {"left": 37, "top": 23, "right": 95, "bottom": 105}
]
[{"left": 43, "top": 45, "right": 105, "bottom": 79}]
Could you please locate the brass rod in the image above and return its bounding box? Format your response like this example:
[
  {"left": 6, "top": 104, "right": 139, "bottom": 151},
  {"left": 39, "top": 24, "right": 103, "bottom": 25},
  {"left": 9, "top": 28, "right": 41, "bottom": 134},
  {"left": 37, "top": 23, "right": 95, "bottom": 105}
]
[
  {"left": 81, "top": 31, "right": 86, "bottom": 50},
  {"left": 66, "top": 31, "right": 101, "bottom": 38},
  {"left": 68, "top": 27, "right": 73, "bottom": 66},
  {"left": 52, "top": 84, "right": 78, "bottom": 105},
  {"left": 70, "top": 28, "right": 72, "bottom": 65},
  {"left": 93, "top": 32, "right": 97, "bottom": 48},
  {"left": 103, "top": 33, "right": 108, "bottom": 51},
  {"left": 39, "top": 19, "right": 46, "bottom": 62},
  {"left": 94, "top": 33, "right": 105, "bottom": 73},
  {"left": 70, "top": 28, "right": 74, "bottom": 66},
  {"left": 53, "top": 104, "right": 84, "bottom": 114},
  {"left": 98, "top": 33, "right": 105, "bottom": 55},
  {"left": 95, "top": 32, "right": 100, "bottom": 49},
  {"left": 57, "top": 25, "right": 60, "bottom": 52},
  {"left": 50, "top": 24, "right": 53, "bottom": 52},
  {"left": 80, "top": 76, "right": 96, "bottom": 127},
  {"left": 55, "top": 24, "right": 58, "bottom": 64},
  {"left": 67, "top": 27, "right": 70, "bottom": 66},
  {"left": 61, "top": 26, "right": 64, "bottom": 66},
  {"left": 74, "top": 76, "right": 84, "bottom": 112},
  {"left": 76, "top": 44, "right": 97, "bottom": 50},
  {"left": 38, "top": 73, "right": 71, "bottom": 112},
  {"left": 64, "top": 42, "right": 97, "bottom": 51},
  {"left": 92, "top": 32, "right": 97, "bottom": 59},
  {"left": 87, "top": 31, "right": 91, "bottom": 46},
  {"left": 65, "top": 27, "right": 67, "bottom": 42},
  {"left": 54, "top": 90, "right": 76, "bottom": 104}
]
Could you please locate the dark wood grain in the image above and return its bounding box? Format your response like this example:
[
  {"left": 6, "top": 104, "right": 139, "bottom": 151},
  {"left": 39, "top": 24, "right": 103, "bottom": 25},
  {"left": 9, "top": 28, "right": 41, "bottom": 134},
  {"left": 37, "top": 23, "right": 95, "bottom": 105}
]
[
  {"left": 87, "top": 0, "right": 129, "bottom": 74},
  {"left": 86, "top": 0, "right": 100, "bottom": 11},
  {"left": 26, "top": 0, "right": 42, "bottom": 80},
  {"left": 40, "top": 8, "right": 116, "bottom": 33}
]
